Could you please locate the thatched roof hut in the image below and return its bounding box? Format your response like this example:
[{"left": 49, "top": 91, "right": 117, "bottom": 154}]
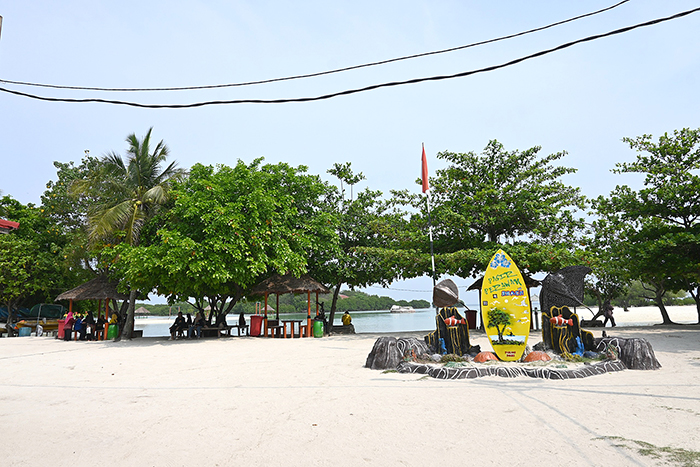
[
  {"left": 56, "top": 277, "right": 130, "bottom": 301},
  {"left": 56, "top": 276, "right": 131, "bottom": 340},
  {"left": 250, "top": 274, "right": 329, "bottom": 332},
  {"left": 135, "top": 306, "right": 150, "bottom": 316},
  {"left": 250, "top": 273, "right": 330, "bottom": 296}
]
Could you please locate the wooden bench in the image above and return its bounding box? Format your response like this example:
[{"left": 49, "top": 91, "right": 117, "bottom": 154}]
[
  {"left": 198, "top": 325, "right": 248, "bottom": 338},
  {"left": 265, "top": 319, "right": 283, "bottom": 338},
  {"left": 201, "top": 326, "right": 228, "bottom": 338}
]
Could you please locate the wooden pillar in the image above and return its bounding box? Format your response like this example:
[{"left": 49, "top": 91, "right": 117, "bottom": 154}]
[
  {"left": 104, "top": 298, "right": 110, "bottom": 340},
  {"left": 264, "top": 293, "right": 269, "bottom": 336},
  {"left": 306, "top": 291, "right": 312, "bottom": 337}
]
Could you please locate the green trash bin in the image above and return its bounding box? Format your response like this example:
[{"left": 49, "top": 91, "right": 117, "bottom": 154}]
[{"left": 313, "top": 320, "right": 323, "bottom": 338}]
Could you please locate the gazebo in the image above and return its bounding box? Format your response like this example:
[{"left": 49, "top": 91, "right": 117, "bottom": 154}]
[
  {"left": 250, "top": 273, "right": 329, "bottom": 337},
  {"left": 56, "top": 277, "right": 129, "bottom": 340}
]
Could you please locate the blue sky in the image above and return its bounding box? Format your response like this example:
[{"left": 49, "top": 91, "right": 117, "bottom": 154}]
[{"left": 1, "top": 1, "right": 699, "bottom": 303}]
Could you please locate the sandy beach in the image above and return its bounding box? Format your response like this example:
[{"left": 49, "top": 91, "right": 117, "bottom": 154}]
[{"left": 1, "top": 323, "right": 699, "bottom": 466}]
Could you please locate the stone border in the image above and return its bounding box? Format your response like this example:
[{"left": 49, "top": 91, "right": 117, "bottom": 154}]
[{"left": 396, "top": 359, "right": 627, "bottom": 380}]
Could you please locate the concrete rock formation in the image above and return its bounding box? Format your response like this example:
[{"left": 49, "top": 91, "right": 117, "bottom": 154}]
[{"left": 365, "top": 336, "right": 430, "bottom": 370}]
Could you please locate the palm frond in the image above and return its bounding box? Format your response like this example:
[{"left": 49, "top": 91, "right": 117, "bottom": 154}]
[
  {"left": 89, "top": 199, "right": 135, "bottom": 242},
  {"left": 86, "top": 127, "right": 181, "bottom": 247},
  {"left": 143, "top": 185, "right": 167, "bottom": 205}
]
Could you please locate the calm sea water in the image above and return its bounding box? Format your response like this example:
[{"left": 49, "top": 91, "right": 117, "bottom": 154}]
[
  {"left": 133, "top": 305, "right": 699, "bottom": 338},
  {"left": 134, "top": 307, "right": 475, "bottom": 337}
]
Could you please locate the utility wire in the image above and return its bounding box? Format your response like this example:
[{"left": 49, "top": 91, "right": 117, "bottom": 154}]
[
  {"left": 1, "top": 5, "right": 698, "bottom": 108},
  {"left": 0, "top": 1, "right": 630, "bottom": 92}
]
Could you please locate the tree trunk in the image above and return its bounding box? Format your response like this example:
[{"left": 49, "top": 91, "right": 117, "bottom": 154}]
[
  {"left": 328, "top": 282, "right": 342, "bottom": 330},
  {"left": 117, "top": 289, "right": 137, "bottom": 341},
  {"left": 688, "top": 286, "right": 700, "bottom": 324},
  {"left": 4, "top": 300, "right": 16, "bottom": 337},
  {"left": 653, "top": 286, "right": 675, "bottom": 325}
]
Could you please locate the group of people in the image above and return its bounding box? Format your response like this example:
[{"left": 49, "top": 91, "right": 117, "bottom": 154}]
[
  {"left": 169, "top": 311, "right": 207, "bottom": 340},
  {"left": 169, "top": 310, "right": 247, "bottom": 340},
  {"left": 62, "top": 310, "right": 114, "bottom": 341}
]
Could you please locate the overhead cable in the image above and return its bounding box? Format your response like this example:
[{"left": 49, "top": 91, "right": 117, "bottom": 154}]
[
  {"left": 1, "top": 5, "right": 698, "bottom": 108},
  {"left": 0, "top": 1, "right": 630, "bottom": 92}
]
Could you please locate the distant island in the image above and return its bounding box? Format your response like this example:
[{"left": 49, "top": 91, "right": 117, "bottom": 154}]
[{"left": 137, "top": 290, "right": 430, "bottom": 316}]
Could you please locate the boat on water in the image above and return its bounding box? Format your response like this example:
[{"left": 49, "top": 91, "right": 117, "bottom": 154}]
[{"left": 390, "top": 305, "right": 415, "bottom": 313}]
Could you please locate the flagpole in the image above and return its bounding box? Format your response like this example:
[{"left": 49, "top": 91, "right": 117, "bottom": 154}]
[
  {"left": 422, "top": 143, "right": 437, "bottom": 290},
  {"left": 426, "top": 190, "right": 437, "bottom": 288}
]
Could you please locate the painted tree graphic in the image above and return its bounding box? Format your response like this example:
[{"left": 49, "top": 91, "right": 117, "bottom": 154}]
[{"left": 487, "top": 308, "right": 512, "bottom": 343}]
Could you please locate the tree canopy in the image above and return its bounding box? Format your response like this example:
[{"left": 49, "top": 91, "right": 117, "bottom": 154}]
[
  {"left": 384, "top": 140, "right": 587, "bottom": 283},
  {"left": 310, "top": 162, "right": 406, "bottom": 326},
  {"left": 592, "top": 128, "right": 700, "bottom": 323},
  {"left": 109, "top": 159, "right": 337, "bottom": 321}
]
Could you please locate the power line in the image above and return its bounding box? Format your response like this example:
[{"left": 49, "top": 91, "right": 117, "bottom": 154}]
[
  {"left": 366, "top": 286, "right": 433, "bottom": 293},
  {"left": 1, "top": 5, "right": 698, "bottom": 108},
  {"left": 0, "top": 1, "right": 630, "bottom": 92}
]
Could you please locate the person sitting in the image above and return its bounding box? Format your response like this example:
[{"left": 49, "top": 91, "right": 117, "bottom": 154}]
[
  {"left": 63, "top": 311, "right": 75, "bottom": 341},
  {"left": 342, "top": 311, "right": 352, "bottom": 326},
  {"left": 74, "top": 314, "right": 87, "bottom": 341},
  {"left": 169, "top": 312, "right": 187, "bottom": 340},
  {"left": 215, "top": 313, "right": 230, "bottom": 337},
  {"left": 95, "top": 315, "right": 107, "bottom": 340},
  {"left": 189, "top": 311, "right": 205, "bottom": 338},
  {"left": 83, "top": 311, "right": 96, "bottom": 341}
]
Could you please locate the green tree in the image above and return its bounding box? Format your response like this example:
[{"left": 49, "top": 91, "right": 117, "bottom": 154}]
[
  {"left": 75, "top": 128, "right": 185, "bottom": 339},
  {"left": 0, "top": 236, "right": 55, "bottom": 334},
  {"left": 109, "top": 160, "right": 337, "bottom": 323},
  {"left": 431, "top": 140, "right": 586, "bottom": 246},
  {"left": 389, "top": 141, "right": 587, "bottom": 283},
  {"left": 0, "top": 197, "right": 64, "bottom": 331},
  {"left": 487, "top": 307, "right": 511, "bottom": 343},
  {"left": 583, "top": 214, "right": 632, "bottom": 318},
  {"left": 41, "top": 153, "right": 103, "bottom": 284},
  {"left": 593, "top": 128, "right": 700, "bottom": 323},
  {"left": 310, "top": 163, "right": 406, "bottom": 327}
]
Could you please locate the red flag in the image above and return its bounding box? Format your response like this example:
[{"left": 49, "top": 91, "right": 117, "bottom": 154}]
[{"left": 421, "top": 144, "right": 430, "bottom": 193}]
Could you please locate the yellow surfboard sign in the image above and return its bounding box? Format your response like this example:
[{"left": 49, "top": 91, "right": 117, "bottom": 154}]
[{"left": 481, "top": 249, "right": 531, "bottom": 361}]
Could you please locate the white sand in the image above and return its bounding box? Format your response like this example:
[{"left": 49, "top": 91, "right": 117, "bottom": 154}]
[
  {"left": 1, "top": 324, "right": 699, "bottom": 466},
  {"left": 585, "top": 305, "right": 699, "bottom": 326}
]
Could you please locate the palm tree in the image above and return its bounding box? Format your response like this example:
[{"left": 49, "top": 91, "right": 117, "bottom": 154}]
[{"left": 77, "top": 128, "right": 184, "bottom": 339}]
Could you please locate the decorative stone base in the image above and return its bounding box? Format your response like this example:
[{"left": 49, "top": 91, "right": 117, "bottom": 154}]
[
  {"left": 396, "top": 360, "right": 627, "bottom": 379},
  {"left": 364, "top": 336, "right": 430, "bottom": 370},
  {"left": 595, "top": 337, "right": 661, "bottom": 370}
]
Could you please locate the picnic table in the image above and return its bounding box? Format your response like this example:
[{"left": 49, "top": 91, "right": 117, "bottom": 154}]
[{"left": 281, "top": 319, "right": 303, "bottom": 338}]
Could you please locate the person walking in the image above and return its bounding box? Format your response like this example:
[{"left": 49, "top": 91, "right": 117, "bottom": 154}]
[{"left": 603, "top": 300, "right": 616, "bottom": 327}]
